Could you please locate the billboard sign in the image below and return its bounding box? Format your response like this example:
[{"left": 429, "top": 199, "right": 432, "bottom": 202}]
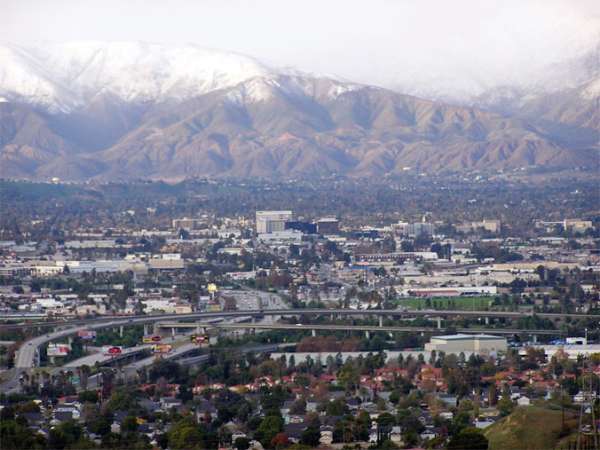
[
  {"left": 153, "top": 344, "right": 172, "bottom": 354},
  {"left": 142, "top": 335, "right": 162, "bottom": 344},
  {"left": 77, "top": 330, "right": 97, "bottom": 340},
  {"left": 102, "top": 346, "right": 123, "bottom": 356},
  {"left": 47, "top": 343, "right": 71, "bottom": 357},
  {"left": 190, "top": 334, "right": 210, "bottom": 346}
]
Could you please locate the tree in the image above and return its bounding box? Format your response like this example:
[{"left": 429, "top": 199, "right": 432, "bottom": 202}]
[
  {"left": 0, "top": 417, "right": 47, "bottom": 449},
  {"left": 78, "top": 390, "right": 98, "bottom": 404},
  {"left": 271, "top": 432, "right": 290, "bottom": 449},
  {"left": 234, "top": 436, "right": 251, "bottom": 450},
  {"left": 121, "top": 416, "right": 138, "bottom": 433},
  {"left": 48, "top": 421, "right": 83, "bottom": 450},
  {"left": 325, "top": 398, "right": 349, "bottom": 416},
  {"left": 447, "top": 427, "right": 489, "bottom": 450},
  {"left": 177, "top": 384, "right": 193, "bottom": 403},
  {"left": 290, "top": 398, "right": 307, "bottom": 415},
  {"left": 338, "top": 361, "right": 360, "bottom": 392},
  {"left": 497, "top": 395, "right": 514, "bottom": 417},
  {"left": 256, "top": 415, "right": 284, "bottom": 447},
  {"left": 377, "top": 412, "right": 396, "bottom": 443},
  {"left": 300, "top": 425, "right": 321, "bottom": 447},
  {"left": 78, "top": 365, "right": 91, "bottom": 391},
  {"left": 168, "top": 418, "right": 203, "bottom": 450}
]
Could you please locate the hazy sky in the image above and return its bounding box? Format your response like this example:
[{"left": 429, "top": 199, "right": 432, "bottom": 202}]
[{"left": 3, "top": 0, "right": 599, "bottom": 94}]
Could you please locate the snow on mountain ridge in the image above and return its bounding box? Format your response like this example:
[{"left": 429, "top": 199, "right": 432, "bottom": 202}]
[{"left": 0, "top": 41, "right": 280, "bottom": 111}]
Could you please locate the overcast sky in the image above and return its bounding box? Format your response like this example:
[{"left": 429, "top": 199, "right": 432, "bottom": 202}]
[{"left": 3, "top": 0, "right": 599, "bottom": 95}]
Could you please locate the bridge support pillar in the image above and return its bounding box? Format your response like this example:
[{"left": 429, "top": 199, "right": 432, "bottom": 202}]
[
  {"left": 144, "top": 324, "right": 150, "bottom": 335},
  {"left": 365, "top": 331, "right": 370, "bottom": 339},
  {"left": 533, "top": 334, "right": 538, "bottom": 344},
  {"left": 171, "top": 327, "right": 176, "bottom": 338},
  {"left": 379, "top": 316, "right": 383, "bottom": 327},
  {"left": 119, "top": 326, "right": 124, "bottom": 337},
  {"left": 67, "top": 336, "right": 73, "bottom": 345},
  {"left": 311, "top": 329, "right": 316, "bottom": 337},
  {"left": 437, "top": 318, "right": 442, "bottom": 329},
  {"left": 485, "top": 317, "right": 490, "bottom": 325}
]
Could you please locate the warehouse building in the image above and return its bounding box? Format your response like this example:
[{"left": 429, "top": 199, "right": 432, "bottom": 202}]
[{"left": 425, "top": 334, "right": 507, "bottom": 354}]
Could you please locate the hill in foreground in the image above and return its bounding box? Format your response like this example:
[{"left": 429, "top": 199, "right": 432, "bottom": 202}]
[{"left": 485, "top": 406, "right": 578, "bottom": 450}]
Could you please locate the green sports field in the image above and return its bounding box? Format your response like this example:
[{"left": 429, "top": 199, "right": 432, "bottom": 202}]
[{"left": 396, "top": 295, "right": 494, "bottom": 310}]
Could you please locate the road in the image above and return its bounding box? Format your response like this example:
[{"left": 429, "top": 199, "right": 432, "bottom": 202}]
[
  {"left": 0, "top": 304, "right": 584, "bottom": 390},
  {"left": 5, "top": 306, "right": 578, "bottom": 371},
  {"left": 192, "top": 321, "right": 561, "bottom": 335},
  {"left": 2, "top": 308, "right": 596, "bottom": 333},
  {"left": 2, "top": 318, "right": 151, "bottom": 392},
  {"left": 61, "top": 344, "right": 153, "bottom": 369}
]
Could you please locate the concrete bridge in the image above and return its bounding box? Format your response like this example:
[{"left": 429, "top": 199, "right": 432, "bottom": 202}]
[
  {"left": 153, "top": 320, "right": 559, "bottom": 340},
  {"left": 1, "top": 307, "right": 587, "bottom": 332}
]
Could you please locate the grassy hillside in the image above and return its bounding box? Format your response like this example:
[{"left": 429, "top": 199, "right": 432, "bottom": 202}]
[{"left": 485, "top": 406, "right": 577, "bottom": 450}]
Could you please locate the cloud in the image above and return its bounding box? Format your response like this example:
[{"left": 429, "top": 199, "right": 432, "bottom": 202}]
[{"left": 2, "top": 0, "right": 599, "bottom": 98}]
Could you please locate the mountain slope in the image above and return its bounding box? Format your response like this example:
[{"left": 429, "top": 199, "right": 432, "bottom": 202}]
[
  {"left": 518, "top": 77, "right": 600, "bottom": 148},
  {"left": 0, "top": 42, "right": 596, "bottom": 181},
  {"left": 0, "top": 101, "right": 79, "bottom": 178},
  {"left": 87, "top": 77, "right": 594, "bottom": 179}
]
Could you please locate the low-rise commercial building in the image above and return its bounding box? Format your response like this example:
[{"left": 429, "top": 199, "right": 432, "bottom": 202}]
[{"left": 424, "top": 334, "right": 507, "bottom": 354}]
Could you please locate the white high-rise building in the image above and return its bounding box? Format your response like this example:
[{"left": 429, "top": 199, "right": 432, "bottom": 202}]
[{"left": 255, "top": 210, "right": 293, "bottom": 234}]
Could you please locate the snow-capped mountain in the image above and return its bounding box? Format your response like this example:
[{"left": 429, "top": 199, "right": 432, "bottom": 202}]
[
  {"left": 0, "top": 41, "right": 278, "bottom": 112},
  {"left": 0, "top": 41, "right": 597, "bottom": 181},
  {"left": 388, "top": 42, "right": 600, "bottom": 117}
]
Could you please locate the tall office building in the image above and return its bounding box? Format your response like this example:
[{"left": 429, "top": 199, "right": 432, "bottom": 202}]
[{"left": 256, "top": 210, "right": 293, "bottom": 234}]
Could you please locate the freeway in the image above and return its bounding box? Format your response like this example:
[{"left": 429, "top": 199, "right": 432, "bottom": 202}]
[
  {"left": 125, "top": 342, "right": 200, "bottom": 371},
  {"left": 124, "top": 342, "right": 292, "bottom": 371},
  {"left": 61, "top": 344, "right": 153, "bottom": 369},
  {"left": 2, "top": 308, "right": 597, "bottom": 332},
  {"left": 191, "top": 322, "right": 561, "bottom": 336},
  {"left": 0, "top": 306, "right": 585, "bottom": 386},
  {"left": 1, "top": 318, "right": 156, "bottom": 392}
]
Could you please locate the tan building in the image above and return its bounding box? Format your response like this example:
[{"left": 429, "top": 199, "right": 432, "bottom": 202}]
[
  {"left": 425, "top": 334, "right": 507, "bottom": 354},
  {"left": 456, "top": 220, "right": 501, "bottom": 234},
  {"left": 564, "top": 219, "right": 593, "bottom": 232}
]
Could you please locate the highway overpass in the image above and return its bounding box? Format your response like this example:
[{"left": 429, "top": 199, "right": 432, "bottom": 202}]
[
  {"left": 155, "top": 321, "right": 561, "bottom": 336},
  {"left": 1, "top": 307, "right": 594, "bottom": 332},
  {"left": 0, "top": 307, "right": 580, "bottom": 378}
]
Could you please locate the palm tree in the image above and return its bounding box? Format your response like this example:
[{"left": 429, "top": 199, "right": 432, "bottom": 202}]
[
  {"left": 20, "top": 372, "right": 29, "bottom": 392},
  {"left": 78, "top": 365, "right": 91, "bottom": 390}
]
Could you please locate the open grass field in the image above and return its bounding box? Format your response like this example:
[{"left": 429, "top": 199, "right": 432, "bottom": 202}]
[{"left": 397, "top": 295, "right": 494, "bottom": 310}]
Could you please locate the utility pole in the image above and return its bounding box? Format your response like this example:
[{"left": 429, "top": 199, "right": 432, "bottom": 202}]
[{"left": 576, "top": 357, "right": 599, "bottom": 450}]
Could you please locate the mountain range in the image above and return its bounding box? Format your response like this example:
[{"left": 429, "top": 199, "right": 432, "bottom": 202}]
[{"left": 0, "top": 41, "right": 598, "bottom": 181}]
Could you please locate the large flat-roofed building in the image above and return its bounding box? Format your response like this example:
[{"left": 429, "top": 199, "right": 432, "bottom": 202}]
[
  {"left": 317, "top": 217, "right": 340, "bottom": 235},
  {"left": 256, "top": 210, "right": 293, "bottom": 234},
  {"left": 172, "top": 217, "right": 206, "bottom": 230},
  {"left": 285, "top": 221, "right": 317, "bottom": 234},
  {"left": 425, "top": 334, "right": 507, "bottom": 354},
  {"left": 395, "top": 221, "right": 435, "bottom": 237}
]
